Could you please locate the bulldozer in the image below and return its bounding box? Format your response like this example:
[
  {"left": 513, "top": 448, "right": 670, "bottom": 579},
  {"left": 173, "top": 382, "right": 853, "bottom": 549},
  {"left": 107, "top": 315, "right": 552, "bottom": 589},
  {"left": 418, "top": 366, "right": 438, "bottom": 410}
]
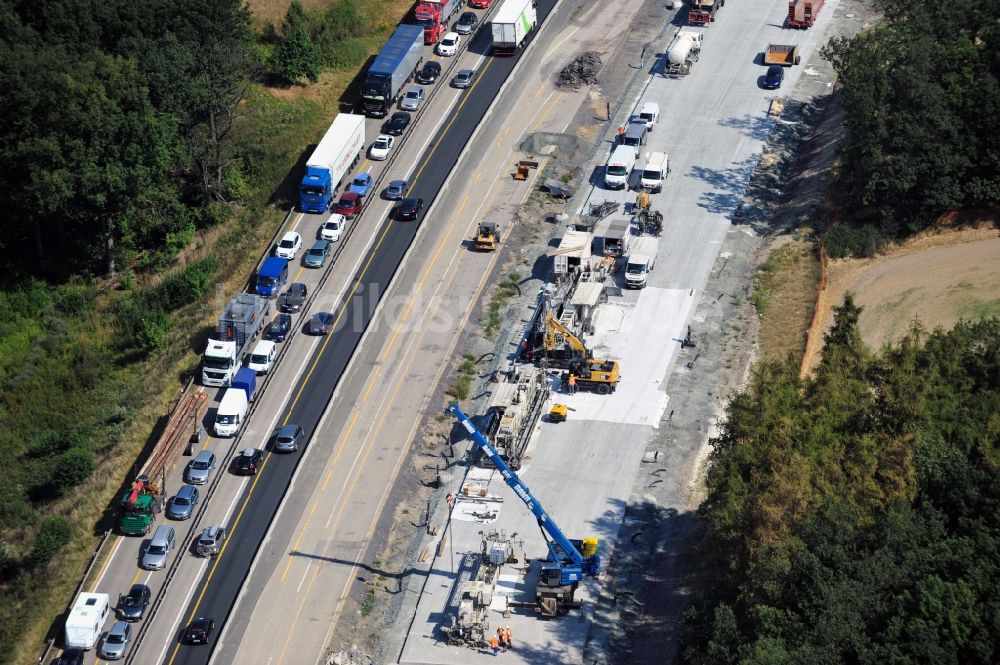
[{"left": 474, "top": 221, "right": 500, "bottom": 251}]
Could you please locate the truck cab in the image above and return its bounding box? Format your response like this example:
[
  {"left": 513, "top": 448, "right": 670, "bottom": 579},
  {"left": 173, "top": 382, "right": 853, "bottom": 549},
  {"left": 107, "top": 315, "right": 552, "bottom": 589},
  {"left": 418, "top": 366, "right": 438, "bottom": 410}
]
[
  {"left": 299, "top": 166, "right": 334, "bottom": 213},
  {"left": 202, "top": 339, "right": 238, "bottom": 386}
]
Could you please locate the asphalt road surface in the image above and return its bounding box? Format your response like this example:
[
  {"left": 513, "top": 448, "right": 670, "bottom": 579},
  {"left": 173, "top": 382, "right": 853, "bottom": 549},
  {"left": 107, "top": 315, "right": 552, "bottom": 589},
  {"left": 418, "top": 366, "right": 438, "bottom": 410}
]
[{"left": 161, "top": 8, "right": 555, "bottom": 665}]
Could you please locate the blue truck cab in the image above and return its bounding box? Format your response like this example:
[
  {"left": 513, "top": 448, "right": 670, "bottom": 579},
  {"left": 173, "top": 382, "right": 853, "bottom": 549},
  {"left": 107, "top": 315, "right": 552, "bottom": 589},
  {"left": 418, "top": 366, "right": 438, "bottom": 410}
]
[
  {"left": 300, "top": 166, "right": 334, "bottom": 213},
  {"left": 256, "top": 257, "right": 288, "bottom": 299}
]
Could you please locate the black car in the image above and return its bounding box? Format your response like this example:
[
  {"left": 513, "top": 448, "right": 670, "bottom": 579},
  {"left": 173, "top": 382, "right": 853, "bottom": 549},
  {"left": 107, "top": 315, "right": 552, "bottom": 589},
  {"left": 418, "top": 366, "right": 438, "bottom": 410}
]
[
  {"left": 416, "top": 61, "right": 441, "bottom": 84},
  {"left": 308, "top": 312, "right": 336, "bottom": 335},
  {"left": 279, "top": 283, "right": 308, "bottom": 312},
  {"left": 382, "top": 111, "right": 411, "bottom": 136},
  {"left": 234, "top": 448, "right": 264, "bottom": 475},
  {"left": 184, "top": 617, "right": 215, "bottom": 645},
  {"left": 56, "top": 648, "right": 85, "bottom": 665},
  {"left": 266, "top": 313, "right": 293, "bottom": 342},
  {"left": 396, "top": 197, "right": 425, "bottom": 221},
  {"left": 763, "top": 65, "right": 784, "bottom": 89},
  {"left": 118, "top": 583, "right": 151, "bottom": 621},
  {"left": 454, "top": 11, "right": 479, "bottom": 34}
]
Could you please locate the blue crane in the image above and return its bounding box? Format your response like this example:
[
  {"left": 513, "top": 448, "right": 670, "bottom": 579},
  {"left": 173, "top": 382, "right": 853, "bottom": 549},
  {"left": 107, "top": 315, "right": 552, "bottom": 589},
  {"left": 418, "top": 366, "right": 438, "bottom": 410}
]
[{"left": 447, "top": 403, "right": 599, "bottom": 612}]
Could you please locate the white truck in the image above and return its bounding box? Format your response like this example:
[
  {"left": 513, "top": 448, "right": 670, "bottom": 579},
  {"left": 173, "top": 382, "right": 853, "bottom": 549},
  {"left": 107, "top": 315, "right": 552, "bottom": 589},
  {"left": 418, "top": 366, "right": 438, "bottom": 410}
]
[
  {"left": 640, "top": 152, "right": 671, "bottom": 192},
  {"left": 65, "top": 592, "right": 110, "bottom": 650},
  {"left": 202, "top": 293, "right": 270, "bottom": 387},
  {"left": 624, "top": 237, "right": 659, "bottom": 288},
  {"left": 491, "top": 0, "right": 537, "bottom": 55},
  {"left": 665, "top": 29, "right": 703, "bottom": 77}
]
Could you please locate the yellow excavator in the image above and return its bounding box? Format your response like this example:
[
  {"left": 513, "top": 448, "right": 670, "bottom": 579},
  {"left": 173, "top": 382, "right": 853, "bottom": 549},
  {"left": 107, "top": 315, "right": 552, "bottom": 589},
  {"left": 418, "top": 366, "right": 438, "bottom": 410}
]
[
  {"left": 542, "top": 313, "right": 620, "bottom": 394},
  {"left": 475, "top": 221, "right": 500, "bottom": 251}
]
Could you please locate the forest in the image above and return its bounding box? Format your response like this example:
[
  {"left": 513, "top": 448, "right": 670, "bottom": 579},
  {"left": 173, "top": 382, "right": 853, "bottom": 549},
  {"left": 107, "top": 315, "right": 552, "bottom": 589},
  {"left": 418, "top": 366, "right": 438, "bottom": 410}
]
[
  {"left": 822, "top": 0, "right": 1000, "bottom": 257},
  {"left": 679, "top": 300, "right": 1000, "bottom": 663}
]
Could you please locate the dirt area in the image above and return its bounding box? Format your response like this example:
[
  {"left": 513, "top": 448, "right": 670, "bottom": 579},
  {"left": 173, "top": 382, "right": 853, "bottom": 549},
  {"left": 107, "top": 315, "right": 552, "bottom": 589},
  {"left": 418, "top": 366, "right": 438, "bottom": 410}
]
[{"left": 803, "top": 224, "right": 1000, "bottom": 370}]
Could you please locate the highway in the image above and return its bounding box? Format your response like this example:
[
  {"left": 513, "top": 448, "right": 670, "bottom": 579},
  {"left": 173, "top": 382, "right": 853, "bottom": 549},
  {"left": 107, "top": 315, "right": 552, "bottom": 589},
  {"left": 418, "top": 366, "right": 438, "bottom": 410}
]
[{"left": 83, "top": 2, "right": 558, "bottom": 664}]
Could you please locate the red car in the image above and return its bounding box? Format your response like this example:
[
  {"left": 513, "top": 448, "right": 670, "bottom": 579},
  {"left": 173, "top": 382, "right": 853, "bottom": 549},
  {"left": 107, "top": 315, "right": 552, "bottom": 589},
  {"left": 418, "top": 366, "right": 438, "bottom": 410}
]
[{"left": 335, "top": 192, "right": 362, "bottom": 219}]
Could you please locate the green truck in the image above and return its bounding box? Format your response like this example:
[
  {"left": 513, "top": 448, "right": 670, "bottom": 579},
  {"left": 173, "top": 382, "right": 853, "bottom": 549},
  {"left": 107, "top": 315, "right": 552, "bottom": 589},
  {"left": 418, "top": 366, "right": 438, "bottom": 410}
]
[{"left": 118, "top": 476, "right": 160, "bottom": 536}]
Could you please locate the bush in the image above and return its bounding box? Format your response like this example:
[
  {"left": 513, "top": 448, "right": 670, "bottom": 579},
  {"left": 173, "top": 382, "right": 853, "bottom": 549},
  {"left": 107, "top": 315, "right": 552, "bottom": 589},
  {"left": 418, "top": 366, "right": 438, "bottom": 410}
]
[
  {"left": 825, "top": 223, "right": 887, "bottom": 259},
  {"left": 30, "top": 516, "right": 72, "bottom": 567},
  {"left": 51, "top": 448, "right": 96, "bottom": 490}
]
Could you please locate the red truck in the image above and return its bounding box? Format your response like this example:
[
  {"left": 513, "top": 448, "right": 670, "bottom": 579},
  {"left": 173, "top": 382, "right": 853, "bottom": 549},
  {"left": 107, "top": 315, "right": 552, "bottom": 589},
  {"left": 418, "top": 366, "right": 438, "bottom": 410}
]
[
  {"left": 415, "top": 0, "right": 463, "bottom": 44},
  {"left": 688, "top": 0, "right": 723, "bottom": 25},
  {"left": 468, "top": 0, "right": 494, "bottom": 7},
  {"left": 787, "top": 0, "right": 824, "bottom": 28}
]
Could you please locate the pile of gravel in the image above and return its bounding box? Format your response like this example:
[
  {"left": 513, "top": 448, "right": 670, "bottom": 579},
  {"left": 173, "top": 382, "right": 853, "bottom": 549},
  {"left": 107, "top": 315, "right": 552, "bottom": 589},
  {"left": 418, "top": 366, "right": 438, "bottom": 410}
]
[{"left": 557, "top": 51, "right": 603, "bottom": 88}]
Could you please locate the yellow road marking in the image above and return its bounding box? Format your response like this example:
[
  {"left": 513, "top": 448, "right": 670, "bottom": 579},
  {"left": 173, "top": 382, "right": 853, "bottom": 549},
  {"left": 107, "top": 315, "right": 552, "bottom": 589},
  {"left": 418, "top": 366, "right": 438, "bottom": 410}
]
[{"left": 361, "top": 366, "right": 382, "bottom": 402}]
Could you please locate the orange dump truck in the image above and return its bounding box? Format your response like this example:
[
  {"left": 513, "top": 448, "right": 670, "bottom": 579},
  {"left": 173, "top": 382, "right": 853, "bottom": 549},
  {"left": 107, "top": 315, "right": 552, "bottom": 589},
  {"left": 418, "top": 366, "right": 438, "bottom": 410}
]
[{"left": 764, "top": 44, "right": 801, "bottom": 67}]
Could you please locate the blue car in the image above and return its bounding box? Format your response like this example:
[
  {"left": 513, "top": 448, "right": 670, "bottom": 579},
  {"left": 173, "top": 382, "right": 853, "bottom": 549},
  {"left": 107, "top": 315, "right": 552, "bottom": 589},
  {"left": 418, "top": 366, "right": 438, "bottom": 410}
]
[
  {"left": 763, "top": 65, "right": 784, "bottom": 89},
  {"left": 348, "top": 172, "right": 373, "bottom": 198}
]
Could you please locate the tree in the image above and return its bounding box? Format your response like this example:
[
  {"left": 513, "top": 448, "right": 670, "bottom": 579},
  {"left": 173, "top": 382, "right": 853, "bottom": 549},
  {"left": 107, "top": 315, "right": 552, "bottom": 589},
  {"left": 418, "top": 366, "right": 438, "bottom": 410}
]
[{"left": 274, "top": 1, "right": 321, "bottom": 84}]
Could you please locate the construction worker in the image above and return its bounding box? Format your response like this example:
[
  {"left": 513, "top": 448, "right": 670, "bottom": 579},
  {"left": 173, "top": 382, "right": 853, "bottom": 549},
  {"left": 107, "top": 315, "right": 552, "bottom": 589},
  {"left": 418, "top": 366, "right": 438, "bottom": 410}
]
[
  {"left": 617, "top": 125, "right": 625, "bottom": 141},
  {"left": 505, "top": 626, "right": 513, "bottom": 651},
  {"left": 490, "top": 634, "right": 500, "bottom": 656},
  {"left": 498, "top": 627, "right": 507, "bottom": 652},
  {"left": 568, "top": 373, "right": 577, "bottom": 395}
]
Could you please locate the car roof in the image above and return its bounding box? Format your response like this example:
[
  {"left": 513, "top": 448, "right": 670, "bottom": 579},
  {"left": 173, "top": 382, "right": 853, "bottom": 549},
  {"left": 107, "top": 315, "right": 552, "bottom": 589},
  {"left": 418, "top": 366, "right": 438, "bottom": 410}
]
[
  {"left": 289, "top": 282, "right": 306, "bottom": 292},
  {"left": 177, "top": 485, "right": 197, "bottom": 497},
  {"left": 389, "top": 179, "right": 407, "bottom": 187},
  {"left": 458, "top": 69, "right": 474, "bottom": 76},
  {"left": 277, "top": 424, "right": 300, "bottom": 437},
  {"left": 275, "top": 313, "right": 291, "bottom": 322},
  {"left": 309, "top": 239, "right": 328, "bottom": 249},
  {"left": 339, "top": 191, "right": 360, "bottom": 201},
  {"left": 239, "top": 448, "right": 258, "bottom": 456},
  {"left": 109, "top": 621, "right": 129, "bottom": 633},
  {"left": 444, "top": 31, "right": 458, "bottom": 39},
  {"left": 280, "top": 231, "right": 299, "bottom": 240},
  {"left": 252, "top": 339, "right": 275, "bottom": 351}
]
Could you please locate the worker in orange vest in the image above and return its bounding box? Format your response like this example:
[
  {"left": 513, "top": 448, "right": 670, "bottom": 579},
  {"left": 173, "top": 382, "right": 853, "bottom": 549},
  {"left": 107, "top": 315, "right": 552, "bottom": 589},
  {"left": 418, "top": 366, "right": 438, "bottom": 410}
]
[
  {"left": 568, "top": 373, "right": 577, "bottom": 395},
  {"left": 505, "top": 626, "right": 513, "bottom": 650},
  {"left": 490, "top": 634, "right": 500, "bottom": 656}
]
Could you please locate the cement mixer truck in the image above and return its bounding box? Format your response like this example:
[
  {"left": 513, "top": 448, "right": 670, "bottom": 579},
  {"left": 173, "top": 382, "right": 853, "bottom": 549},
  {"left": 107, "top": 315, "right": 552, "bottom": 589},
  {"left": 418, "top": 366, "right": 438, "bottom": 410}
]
[{"left": 665, "top": 29, "right": 703, "bottom": 77}]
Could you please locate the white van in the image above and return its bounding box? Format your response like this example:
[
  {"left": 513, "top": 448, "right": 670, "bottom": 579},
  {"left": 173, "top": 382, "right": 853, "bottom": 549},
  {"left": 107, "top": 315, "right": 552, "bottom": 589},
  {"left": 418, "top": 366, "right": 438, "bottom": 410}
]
[
  {"left": 65, "top": 592, "right": 110, "bottom": 650},
  {"left": 640, "top": 152, "right": 671, "bottom": 192},
  {"left": 247, "top": 340, "right": 277, "bottom": 374},
  {"left": 214, "top": 388, "right": 249, "bottom": 437},
  {"left": 604, "top": 145, "right": 636, "bottom": 189},
  {"left": 637, "top": 102, "right": 659, "bottom": 131}
]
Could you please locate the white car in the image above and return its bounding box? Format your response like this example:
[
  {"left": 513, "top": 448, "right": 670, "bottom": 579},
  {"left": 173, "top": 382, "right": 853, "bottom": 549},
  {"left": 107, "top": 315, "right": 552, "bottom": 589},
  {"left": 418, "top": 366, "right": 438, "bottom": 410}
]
[
  {"left": 437, "top": 32, "right": 460, "bottom": 56},
  {"left": 369, "top": 134, "right": 394, "bottom": 161},
  {"left": 319, "top": 215, "right": 344, "bottom": 242},
  {"left": 248, "top": 340, "right": 276, "bottom": 374},
  {"left": 274, "top": 231, "right": 302, "bottom": 259}
]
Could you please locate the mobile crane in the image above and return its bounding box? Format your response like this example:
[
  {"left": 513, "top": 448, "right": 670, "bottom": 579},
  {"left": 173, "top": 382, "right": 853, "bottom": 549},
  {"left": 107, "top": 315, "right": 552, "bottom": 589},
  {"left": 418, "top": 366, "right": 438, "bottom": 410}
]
[{"left": 448, "top": 403, "right": 600, "bottom": 616}]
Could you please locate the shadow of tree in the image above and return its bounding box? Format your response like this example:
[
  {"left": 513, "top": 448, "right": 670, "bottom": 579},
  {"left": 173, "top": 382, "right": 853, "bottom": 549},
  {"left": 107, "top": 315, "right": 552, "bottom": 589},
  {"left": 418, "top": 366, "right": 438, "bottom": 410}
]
[{"left": 688, "top": 155, "right": 759, "bottom": 217}]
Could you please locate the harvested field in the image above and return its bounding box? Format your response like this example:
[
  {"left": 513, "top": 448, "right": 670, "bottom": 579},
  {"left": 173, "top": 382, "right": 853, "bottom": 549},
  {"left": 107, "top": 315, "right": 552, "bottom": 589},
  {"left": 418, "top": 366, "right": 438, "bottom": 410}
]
[{"left": 805, "top": 225, "right": 1000, "bottom": 370}]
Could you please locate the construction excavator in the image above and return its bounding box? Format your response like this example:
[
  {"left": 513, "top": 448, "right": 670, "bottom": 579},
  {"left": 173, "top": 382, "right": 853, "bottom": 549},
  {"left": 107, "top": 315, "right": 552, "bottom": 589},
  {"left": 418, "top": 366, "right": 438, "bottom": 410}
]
[
  {"left": 540, "top": 313, "right": 620, "bottom": 394},
  {"left": 474, "top": 221, "right": 500, "bottom": 251}
]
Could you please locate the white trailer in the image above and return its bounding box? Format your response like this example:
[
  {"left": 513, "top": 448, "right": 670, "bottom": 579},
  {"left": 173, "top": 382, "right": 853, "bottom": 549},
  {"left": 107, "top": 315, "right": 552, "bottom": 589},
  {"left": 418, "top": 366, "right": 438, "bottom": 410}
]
[
  {"left": 665, "top": 29, "right": 703, "bottom": 77},
  {"left": 491, "top": 0, "right": 537, "bottom": 55},
  {"left": 624, "top": 237, "right": 659, "bottom": 288},
  {"left": 65, "top": 592, "right": 110, "bottom": 650}
]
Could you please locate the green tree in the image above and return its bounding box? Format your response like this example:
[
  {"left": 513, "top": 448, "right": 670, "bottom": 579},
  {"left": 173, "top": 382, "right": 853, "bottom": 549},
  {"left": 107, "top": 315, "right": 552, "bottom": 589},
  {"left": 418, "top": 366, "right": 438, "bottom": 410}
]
[
  {"left": 30, "top": 516, "right": 72, "bottom": 567},
  {"left": 274, "top": 1, "right": 322, "bottom": 84}
]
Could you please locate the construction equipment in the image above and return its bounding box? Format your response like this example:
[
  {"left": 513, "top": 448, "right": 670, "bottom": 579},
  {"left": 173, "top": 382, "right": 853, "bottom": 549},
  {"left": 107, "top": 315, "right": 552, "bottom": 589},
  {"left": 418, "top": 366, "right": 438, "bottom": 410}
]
[
  {"left": 442, "top": 530, "right": 518, "bottom": 647},
  {"left": 688, "top": 0, "right": 723, "bottom": 26},
  {"left": 513, "top": 158, "right": 539, "bottom": 181},
  {"left": 475, "top": 221, "right": 500, "bottom": 251},
  {"left": 635, "top": 207, "right": 663, "bottom": 237},
  {"left": 787, "top": 0, "right": 823, "bottom": 28},
  {"left": 549, "top": 403, "right": 568, "bottom": 422},
  {"left": 579, "top": 200, "right": 619, "bottom": 229},
  {"left": 566, "top": 359, "right": 621, "bottom": 395},
  {"left": 448, "top": 404, "right": 600, "bottom": 616},
  {"left": 764, "top": 43, "right": 801, "bottom": 66},
  {"left": 480, "top": 367, "right": 549, "bottom": 469},
  {"left": 540, "top": 313, "right": 620, "bottom": 393}
]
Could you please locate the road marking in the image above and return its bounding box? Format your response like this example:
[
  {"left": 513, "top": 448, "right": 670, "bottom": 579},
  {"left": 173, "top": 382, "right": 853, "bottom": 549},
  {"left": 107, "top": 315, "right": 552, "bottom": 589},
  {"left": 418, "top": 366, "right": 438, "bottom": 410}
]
[
  {"left": 361, "top": 366, "right": 382, "bottom": 402},
  {"left": 545, "top": 25, "right": 581, "bottom": 61},
  {"left": 90, "top": 534, "right": 123, "bottom": 590}
]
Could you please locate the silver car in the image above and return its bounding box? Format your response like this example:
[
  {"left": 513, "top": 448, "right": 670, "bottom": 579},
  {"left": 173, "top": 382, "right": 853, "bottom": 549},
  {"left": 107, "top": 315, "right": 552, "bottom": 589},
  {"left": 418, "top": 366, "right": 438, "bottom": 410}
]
[
  {"left": 303, "top": 239, "right": 331, "bottom": 268},
  {"left": 101, "top": 621, "right": 131, "bottom": 660},
  {"left": 399, "top": 87, "right": 424, "bottom": 111},
  {"left": 274, "top": 424, "right": 305, "bottom": 453},
  {"left": 166, "top": 485, "right": 199, "bottom": 520},
  {"left": 185, "top": 450, "right": 216, "bottom": 485},
  {"left": 452, "top": 69, "right": 476, "bottom": 89}
]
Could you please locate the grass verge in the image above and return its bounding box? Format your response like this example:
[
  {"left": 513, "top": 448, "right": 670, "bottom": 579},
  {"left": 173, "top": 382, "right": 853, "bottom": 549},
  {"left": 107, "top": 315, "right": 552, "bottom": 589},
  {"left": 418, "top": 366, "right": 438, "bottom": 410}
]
[{"left": 752, "top": 234, "right": 821, "bottom": 360}]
